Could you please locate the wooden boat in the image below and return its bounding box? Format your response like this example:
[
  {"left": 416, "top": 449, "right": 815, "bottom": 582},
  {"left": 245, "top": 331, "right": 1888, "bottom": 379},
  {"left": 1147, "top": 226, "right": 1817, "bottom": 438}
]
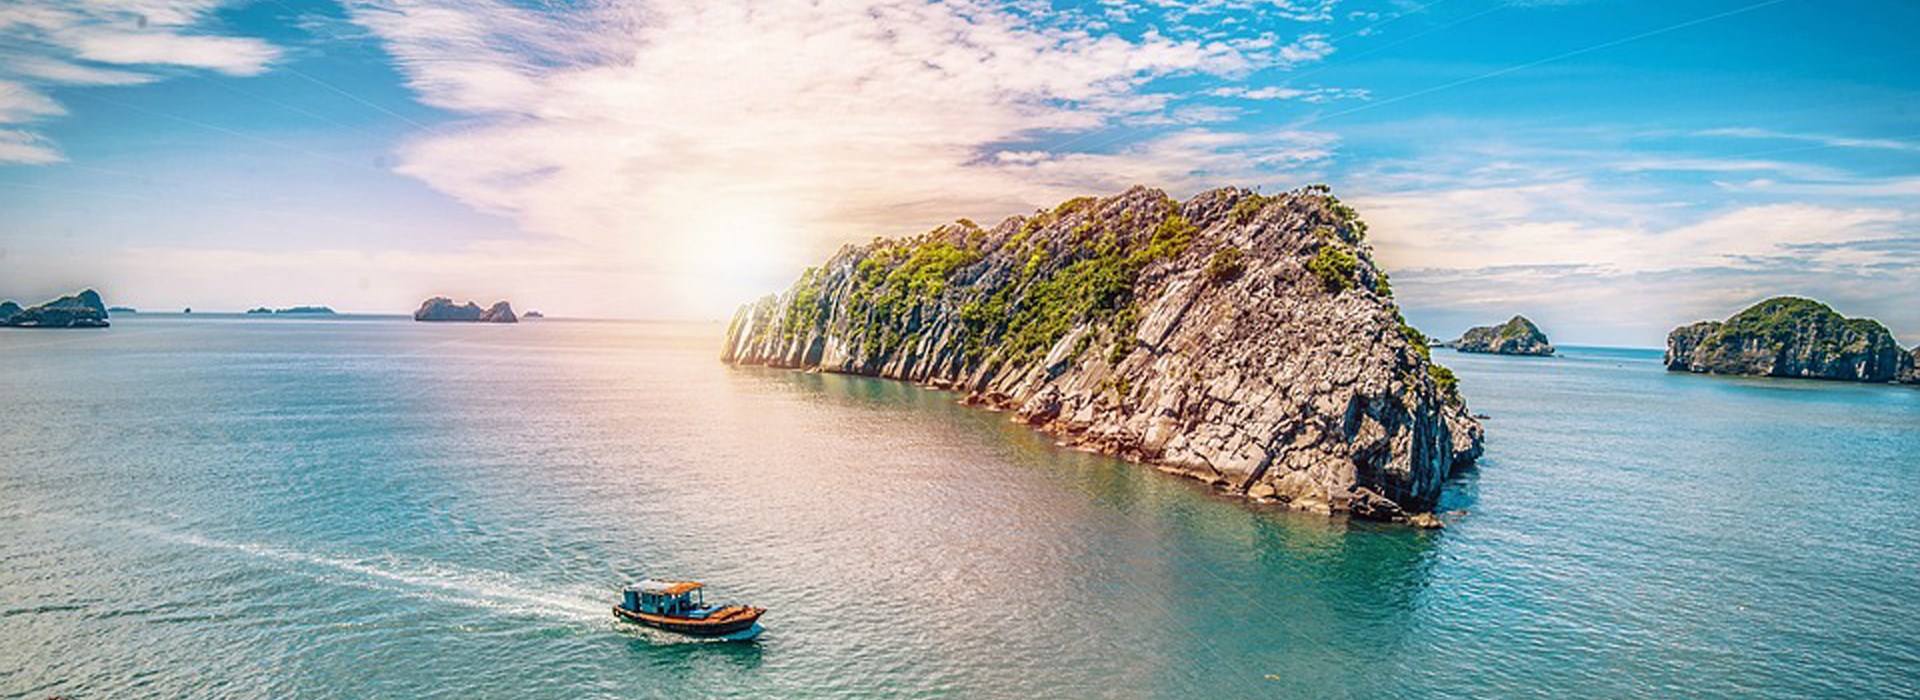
[{"left": 613, "top": 579, "right": 765, "bottom": 638}]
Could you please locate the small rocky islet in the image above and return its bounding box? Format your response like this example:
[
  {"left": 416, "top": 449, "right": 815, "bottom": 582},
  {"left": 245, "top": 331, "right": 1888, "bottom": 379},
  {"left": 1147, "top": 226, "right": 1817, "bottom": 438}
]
[
  {"left": 247, "top": 306, "right": 337, "bottom": 315},
  {"left": 1445, "top": 315, "right": 1555, "bottom": 356},
  {"left": 1666, "top": 296, "right": 1917, "bottom": 384},
  {"left": 1, "top": 289, "right": 111, "bottom": 328},
  {"left": 413, "top": 297, "right": 518, "bottom": 323},
  {"left": 724, "top": 184, "right": 1484, "bottom": 525}
]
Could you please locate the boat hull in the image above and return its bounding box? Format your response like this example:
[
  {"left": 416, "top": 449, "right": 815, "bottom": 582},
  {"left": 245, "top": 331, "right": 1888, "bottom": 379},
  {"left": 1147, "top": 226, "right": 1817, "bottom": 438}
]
[{"left": 613, "top": 604, "right": 765, "bottom": 637}]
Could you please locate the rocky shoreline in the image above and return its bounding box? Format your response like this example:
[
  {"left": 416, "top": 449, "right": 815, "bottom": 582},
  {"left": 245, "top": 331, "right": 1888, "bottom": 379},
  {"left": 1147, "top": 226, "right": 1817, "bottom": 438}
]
[{"left": 723, "top": 185, "right": 1483, "bottom": 524}]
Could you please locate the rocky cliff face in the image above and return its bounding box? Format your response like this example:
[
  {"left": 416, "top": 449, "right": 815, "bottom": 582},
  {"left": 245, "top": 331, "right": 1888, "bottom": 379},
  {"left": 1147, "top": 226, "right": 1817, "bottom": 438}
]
[
  {"left": 480, "top": 302, "right": 517, "bottom": 323},
  {"left": 1665, "top": 297, "right": 1910, "bottom": 382},
  {"left": 2, "top": 289, "right": 109, "bottom": 328},
  {"left": 1451, "top": 315, "right": 1554, "bottom": 356},
  {"left": 414, "top": 297, "right": 518, "bottom": 323},
  {"left": 723, "top": 185, "right": 1483, "bottom": 522},
  {"left": 1900, "top": 347, "right": 1920, "bottom": 385}
]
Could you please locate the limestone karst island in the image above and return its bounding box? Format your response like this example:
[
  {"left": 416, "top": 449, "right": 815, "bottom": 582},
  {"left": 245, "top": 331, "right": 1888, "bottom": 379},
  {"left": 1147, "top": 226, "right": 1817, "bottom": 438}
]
[
  {"left": 725, "top": 185, "right": 1481, "bottom": 526},
  {"left": 0, "top": 289, "right": 111, "bottom": 328},
  {"left": 1666, "top": 297, "right": 1919, "bottom": 384},
  {"left": 1446, "top": 315, "right": 1556, "bottom": 356},
  {"left": 413, "top": 297, "right": 520, "bottom": 323}
]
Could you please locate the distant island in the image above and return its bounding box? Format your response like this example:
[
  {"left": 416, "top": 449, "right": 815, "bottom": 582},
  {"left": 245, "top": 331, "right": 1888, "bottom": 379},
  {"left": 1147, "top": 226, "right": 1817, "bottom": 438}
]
[
  {"left": 1, "top": 289, "right": 111, "bottom": 328},
  {"left": 724, "top": 185, "right": 1482, "bottom": 526},
  {"left": 1666, "top": 297, "right": 1915, "bottom": 384},
  {"left": 246, "top": 306, "right": 337, "bottom": 315},
  {"left": 414, "top": 297, "right": 517, "bottom": 323},
  {"left": 523, "top": 310, "right": 545, "bottom": 319},
  {"left": 1444, "top": 315, "right": 1555, "bottom": 356},
  {"left": 108, "top": 306, "right": 137, "bottom": 314}
]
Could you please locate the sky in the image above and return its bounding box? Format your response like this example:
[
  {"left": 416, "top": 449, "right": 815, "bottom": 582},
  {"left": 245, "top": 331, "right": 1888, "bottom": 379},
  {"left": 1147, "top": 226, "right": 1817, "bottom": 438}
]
[{"left": 1, "top": 0, "right": 1917, "bottom": 346}]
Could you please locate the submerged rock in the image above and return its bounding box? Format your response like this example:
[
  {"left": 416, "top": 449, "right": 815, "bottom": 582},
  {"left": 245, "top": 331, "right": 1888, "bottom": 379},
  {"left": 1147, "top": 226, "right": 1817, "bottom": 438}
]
[
  {"left": 2, "top": 289, "right": 110, "bottom": 328},
  {"left": 1406, "top": 512, "right": 1444, "bottom": 529},
  {"left": 1665, "top": 297, "right": 1909, "bottom": 382},
  {"left": 414, "top": 297, "right": 517, "bottom": 323},
  {"left": 722, "top": 185, "right": 1484, "bottom": 521},
  {"left": 1450, "top": 315, "right": 1554, "bottom": 356}
]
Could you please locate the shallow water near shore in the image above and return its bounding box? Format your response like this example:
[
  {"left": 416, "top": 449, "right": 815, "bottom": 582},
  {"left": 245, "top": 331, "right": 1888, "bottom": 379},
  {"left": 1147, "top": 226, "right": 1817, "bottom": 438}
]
[{"left": 2, "top": 317, "right": 1916, "bottom": 698}]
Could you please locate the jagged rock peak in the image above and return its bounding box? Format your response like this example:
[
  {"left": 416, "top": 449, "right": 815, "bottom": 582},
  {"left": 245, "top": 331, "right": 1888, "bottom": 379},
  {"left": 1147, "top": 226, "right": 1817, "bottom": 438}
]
[
  {"left": 1665, "top": 296, "right": 1909, "bottom": 383},
  {"left": 414, "top": 297, "right": 517, "bottom": 323},
  {"left": 722, "top": 184, "right": 1485, "bottom": 521}
]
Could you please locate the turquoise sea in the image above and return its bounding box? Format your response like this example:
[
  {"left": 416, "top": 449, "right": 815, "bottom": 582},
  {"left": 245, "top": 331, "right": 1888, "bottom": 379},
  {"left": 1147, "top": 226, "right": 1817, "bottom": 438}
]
[{"left": 2, "top": 316, "right": 1917, "bottom": 698}]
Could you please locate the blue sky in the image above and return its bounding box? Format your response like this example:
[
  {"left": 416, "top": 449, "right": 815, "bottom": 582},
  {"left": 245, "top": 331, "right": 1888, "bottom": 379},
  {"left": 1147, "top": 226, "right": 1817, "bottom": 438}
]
[{"left": 1, "top": 0, "right": 1917, "bottom": 345}]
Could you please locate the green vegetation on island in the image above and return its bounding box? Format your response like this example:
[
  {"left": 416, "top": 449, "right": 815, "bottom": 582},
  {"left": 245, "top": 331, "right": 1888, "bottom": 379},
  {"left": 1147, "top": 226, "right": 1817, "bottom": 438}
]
[
  {"left": 1666, "top": 296, "right": 1911, "bottom": 383},
  {"left": 1449, "top": 315, "right": 1555, "bottom": 356}
]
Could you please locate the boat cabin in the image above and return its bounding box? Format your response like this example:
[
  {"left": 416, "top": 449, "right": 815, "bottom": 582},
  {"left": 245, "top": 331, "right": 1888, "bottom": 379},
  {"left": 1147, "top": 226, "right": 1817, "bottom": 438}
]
[{"left": 623, "top": 579, "right": 708, "bottom": 617}]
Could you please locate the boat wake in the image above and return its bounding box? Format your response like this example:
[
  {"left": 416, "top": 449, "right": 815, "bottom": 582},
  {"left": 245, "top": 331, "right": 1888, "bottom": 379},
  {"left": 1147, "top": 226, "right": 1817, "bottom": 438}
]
[
  {"left": 18, "top": 512, "right": 758, "bottom": 642},
  {"left": 16, "top": 510, "right": 614, "bottom": 626},
  {"left": 165, "top": 531, "right": 612, "bottom": 624}
]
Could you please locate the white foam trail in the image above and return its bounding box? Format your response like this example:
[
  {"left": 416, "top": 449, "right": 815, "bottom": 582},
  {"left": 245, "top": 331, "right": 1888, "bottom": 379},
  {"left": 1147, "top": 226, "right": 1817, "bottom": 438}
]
[
  {"left": 15, "top": 508, "right": 616, "bottom": 625},
  {"left": 162, "top": 531, "right": 611, "bottom": 623}
]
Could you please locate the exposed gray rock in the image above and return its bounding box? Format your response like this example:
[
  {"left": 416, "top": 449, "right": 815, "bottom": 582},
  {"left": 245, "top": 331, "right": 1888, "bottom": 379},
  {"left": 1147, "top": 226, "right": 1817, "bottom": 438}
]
[
  {"left": 722, "top": 185, "right": 1484, "bottom": 521},
  {"left": 479, "top": 301, "right": 517, "bottom": 323},
  {"left": 414, "top": 297, "right": 517, "bottom": 323},
  {"left": 2, "top": 289, "right": 109, "bottom": 328},
  {"left": 1450, "top": 315, "right": 1554, "bottom": 356},
  {"left": 1665, "top": 297, "right": 1909, "bottom": 382},
  {"left": 1901, "top": 347, "right": 1920, "bottom": 385}
]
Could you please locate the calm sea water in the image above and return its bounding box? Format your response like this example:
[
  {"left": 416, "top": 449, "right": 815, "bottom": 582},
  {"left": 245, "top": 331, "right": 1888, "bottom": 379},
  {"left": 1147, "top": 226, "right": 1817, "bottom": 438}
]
[{"left": 2, "top": 316, "right": 1916, "bottom": 698}]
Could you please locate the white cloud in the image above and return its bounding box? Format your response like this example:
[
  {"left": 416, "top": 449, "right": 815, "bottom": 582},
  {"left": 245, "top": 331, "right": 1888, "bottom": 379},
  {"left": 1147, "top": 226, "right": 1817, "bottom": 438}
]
[
  {"left": 66, "top": 31, "right": 279, "bottom": 76},
  {"left": 0, "top": 0, "right": 281, "bottom": 163},
  {"left": 1276, "top": 33, "right": 1336, "bottom": 63},
  {"left": 0, "top": 79, "right": 65, "bottom": 122},
  {"left": 1354, "top": 179, "right": 1920, "bottom": 344},
  {"left": 1208, "top": 85, "right": 1368, "bottom": 102},
  {"left": 1359, "top": 181, "right": 1910, "bottom": 274},
  {"left": 0, "top": 128, "right": 62, "bottom": 164},
  {"left": 3, "top": 55, "right": 156, "bottom": 86},
  {"left": 1696, "top": 127, "right": 1920, "bottom": 154},
  {"left": 346, "top": 0, "right": 1344, "bottom": 308},
  {"left": 1134, "top": 0, "right": 1343, "bottom": 23}
]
